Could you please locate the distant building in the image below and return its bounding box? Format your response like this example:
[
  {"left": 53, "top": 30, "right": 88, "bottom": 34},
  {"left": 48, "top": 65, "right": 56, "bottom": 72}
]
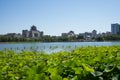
[
  {"left": 106, "top": 31, "right": 111, "bottom": 36},
  {"left": 5, "top": 33, "right": 22, "bottom": 38},
  {"left": 92, "top": 30, "right": 97, "bottom": 38},
  {"left": 84, "top": 32, "right": 92, "bottom": 39},
  {"left": 61, "top": 31, "right": 76, "bottom": 37},
  {"left": 68, "top": 31, "right": 75, "bottom": 37},
  {"left": 79, "top": 30, "right": 97, "bottom": 39},
  {"left": 22, "top": 25, "right": 43, "bottom": 38},
  {"left": 22, "top": 30, "right": 29, "bottom": 37},
  {"left": 79, "top": 33, "right": 85, "bottom": 38},
  {"left": 111, "top": 23, "right": 120, "bottom": 35},
  {"left": 61, "top": 33, "right": 68, "bottom": 37}
]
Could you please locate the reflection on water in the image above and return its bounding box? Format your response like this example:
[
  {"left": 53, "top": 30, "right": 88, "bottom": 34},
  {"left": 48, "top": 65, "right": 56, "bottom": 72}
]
[{"left": 0, "top": 42, "right": 120, "bottom": 53}]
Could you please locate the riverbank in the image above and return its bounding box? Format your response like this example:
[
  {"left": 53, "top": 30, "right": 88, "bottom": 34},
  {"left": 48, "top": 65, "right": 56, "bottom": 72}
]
[{"left": 0, "top": 46, "right": 120, "bottom": 80}]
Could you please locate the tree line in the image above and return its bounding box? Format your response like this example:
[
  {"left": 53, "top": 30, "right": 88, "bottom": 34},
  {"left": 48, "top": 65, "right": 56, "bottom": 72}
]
[
  {"left": 0, "top": 35, "right": 120, "bottom": 42},
  {"left": 0, "top": 35, "right": 84, "bottom": 42},
  {"left": 95, "top": 35, "right": 120, "bottom": 41}
]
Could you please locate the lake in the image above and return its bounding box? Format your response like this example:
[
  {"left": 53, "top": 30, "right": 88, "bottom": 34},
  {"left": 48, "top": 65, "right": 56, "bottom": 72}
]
[{"left": 0, "top": 42, "right": 120, "bottom": 53}]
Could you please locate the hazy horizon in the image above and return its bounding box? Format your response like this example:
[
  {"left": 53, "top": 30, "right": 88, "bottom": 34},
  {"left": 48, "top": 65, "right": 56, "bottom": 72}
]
[{"left": 0, "top": 0, "right": 120, "bottom": 36}]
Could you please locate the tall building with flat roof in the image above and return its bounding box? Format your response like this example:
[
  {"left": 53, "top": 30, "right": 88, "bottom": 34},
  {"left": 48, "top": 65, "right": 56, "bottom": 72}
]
[{"left": 111, "top": 23, "right": 120, "bottom": 35}]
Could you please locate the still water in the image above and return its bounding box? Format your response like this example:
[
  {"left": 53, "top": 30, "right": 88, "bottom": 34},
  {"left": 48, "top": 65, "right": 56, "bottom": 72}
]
[{"left": 0, "top": 42, "right": 120, "bottom": 53}]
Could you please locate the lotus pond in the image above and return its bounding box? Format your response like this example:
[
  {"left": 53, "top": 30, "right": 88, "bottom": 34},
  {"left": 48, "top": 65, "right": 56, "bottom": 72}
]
[{"left": 0, "top": 46, "right": 120, "bottom": 80}]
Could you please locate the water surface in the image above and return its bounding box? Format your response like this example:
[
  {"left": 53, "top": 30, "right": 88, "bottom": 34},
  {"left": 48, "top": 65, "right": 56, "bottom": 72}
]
[{"left": 0, "top": 42, "right": 120, "bottom": 53}]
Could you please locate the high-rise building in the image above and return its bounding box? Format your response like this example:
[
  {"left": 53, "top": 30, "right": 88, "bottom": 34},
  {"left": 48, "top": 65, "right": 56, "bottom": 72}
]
[{"left": 111, "top": 23, "right": 120, "bottom": 35}]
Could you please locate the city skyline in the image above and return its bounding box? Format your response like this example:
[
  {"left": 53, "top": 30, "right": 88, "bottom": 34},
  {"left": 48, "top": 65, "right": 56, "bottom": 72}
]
[
  {"left": 1, "top": 24, "right": 112, "bottom": 36},
  {"left": 0, "top": 0, "right": 120, "bottom": 36}
]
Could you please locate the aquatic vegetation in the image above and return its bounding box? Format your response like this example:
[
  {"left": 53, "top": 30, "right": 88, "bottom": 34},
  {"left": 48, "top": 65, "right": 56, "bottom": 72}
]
[{"left": 0, "top": 46, "right": 120, "bottom": 80}]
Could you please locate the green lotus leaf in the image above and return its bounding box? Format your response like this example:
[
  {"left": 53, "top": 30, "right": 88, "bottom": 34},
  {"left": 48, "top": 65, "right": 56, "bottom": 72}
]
[
  {"left": 112, "top": 74, "right": 119, "bottom": 80},
  {"left": 117, "top": 65, "right": 120, "bottom": 70},
  {"left": 91, "top": 71, "right": 103, "bottom": 77},
  {"left": 98, "top": 77, "right": 103, "bottom": 80},
  {"left": 50, "top": 74, "right": 62, "bottom": 80},
  {"left": 82, "top": 63, "right": 94, "bottom": 72},
  {"left": 104, "top": 64, "right": 115, "bottom": 73}
]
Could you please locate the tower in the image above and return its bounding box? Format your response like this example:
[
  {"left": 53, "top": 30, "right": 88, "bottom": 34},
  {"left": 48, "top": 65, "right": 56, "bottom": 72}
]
[
  {"left": 30, "top": 25, "right": 37, "bottom": 31},
  {"left": 111, "top": 23, "right": 120, "bottom": 35}
]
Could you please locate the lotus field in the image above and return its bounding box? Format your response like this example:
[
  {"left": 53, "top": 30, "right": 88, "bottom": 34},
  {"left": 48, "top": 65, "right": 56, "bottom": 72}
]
[{"left": 0, "top": 46, "right": 120, "bottom": 80}]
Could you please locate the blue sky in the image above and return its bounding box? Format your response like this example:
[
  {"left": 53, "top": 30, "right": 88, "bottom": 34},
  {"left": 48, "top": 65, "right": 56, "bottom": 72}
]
[{"left": 0, "top": 0, "right": 120, "bottom": 36}]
